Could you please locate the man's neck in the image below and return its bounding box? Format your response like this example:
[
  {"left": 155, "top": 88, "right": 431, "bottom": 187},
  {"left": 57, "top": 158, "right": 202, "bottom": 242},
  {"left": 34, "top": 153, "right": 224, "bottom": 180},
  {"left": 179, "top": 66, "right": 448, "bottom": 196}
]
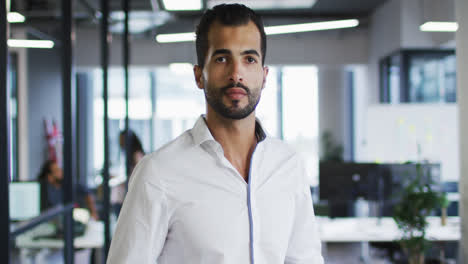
[{"left": 205, "top": 110, "right": 258, "bottom": 181}]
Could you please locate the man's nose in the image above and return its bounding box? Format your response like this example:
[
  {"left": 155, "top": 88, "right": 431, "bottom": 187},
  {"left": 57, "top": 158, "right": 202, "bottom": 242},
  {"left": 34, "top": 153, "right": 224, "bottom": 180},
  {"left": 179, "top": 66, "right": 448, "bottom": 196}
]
[{"left": 229, "top": 60, "right": 243, "bottom": 83}]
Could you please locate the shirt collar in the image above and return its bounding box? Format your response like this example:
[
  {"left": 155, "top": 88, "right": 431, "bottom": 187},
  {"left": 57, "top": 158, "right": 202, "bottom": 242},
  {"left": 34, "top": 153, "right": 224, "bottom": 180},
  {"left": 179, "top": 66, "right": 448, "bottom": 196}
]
[
  {"left": 191, "top": 115, "right": 267, "bottom": 146},
  {"left": 191, "top": 115, "right": 215, "bottom": 146}
]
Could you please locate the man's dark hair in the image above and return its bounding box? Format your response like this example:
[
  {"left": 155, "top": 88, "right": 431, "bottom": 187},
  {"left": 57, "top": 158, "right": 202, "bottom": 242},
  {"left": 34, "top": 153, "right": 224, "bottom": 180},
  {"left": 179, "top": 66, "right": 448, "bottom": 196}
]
[{"left": 195, "top": 4, "right": 266, "bottom": 69}]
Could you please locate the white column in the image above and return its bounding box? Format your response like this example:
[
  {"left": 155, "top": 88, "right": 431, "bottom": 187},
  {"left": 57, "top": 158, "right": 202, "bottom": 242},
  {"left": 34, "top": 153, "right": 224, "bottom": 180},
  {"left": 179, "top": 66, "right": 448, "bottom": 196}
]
[
  {"left": 10, "top": 29, "right": 29, "bottom": 181},
  {"left": 456, "top": 0, "right": 468, "bottom": 261},
  {"left": 318, "top": 66, "right": 349, "bottom": 160}
]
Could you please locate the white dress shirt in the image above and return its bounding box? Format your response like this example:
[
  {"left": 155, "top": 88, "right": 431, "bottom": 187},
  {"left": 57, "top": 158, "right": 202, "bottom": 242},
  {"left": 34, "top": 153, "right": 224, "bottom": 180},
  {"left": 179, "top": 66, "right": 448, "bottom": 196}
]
[{"left": 107, "top": 116, "right": 323, "bottom": 264}]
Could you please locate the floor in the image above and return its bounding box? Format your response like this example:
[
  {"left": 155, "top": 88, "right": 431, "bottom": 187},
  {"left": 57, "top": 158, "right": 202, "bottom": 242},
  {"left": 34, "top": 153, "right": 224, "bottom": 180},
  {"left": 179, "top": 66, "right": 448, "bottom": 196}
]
[{"left": 324, "top": 242, "right": 392, "bottom": 264}]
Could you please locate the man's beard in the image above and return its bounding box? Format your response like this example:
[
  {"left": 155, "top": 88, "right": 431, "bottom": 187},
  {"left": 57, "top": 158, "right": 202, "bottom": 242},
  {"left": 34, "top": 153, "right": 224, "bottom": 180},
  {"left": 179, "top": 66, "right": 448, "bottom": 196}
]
[{"left": 204, "top": 81, "right": 261, "bottom": 120}]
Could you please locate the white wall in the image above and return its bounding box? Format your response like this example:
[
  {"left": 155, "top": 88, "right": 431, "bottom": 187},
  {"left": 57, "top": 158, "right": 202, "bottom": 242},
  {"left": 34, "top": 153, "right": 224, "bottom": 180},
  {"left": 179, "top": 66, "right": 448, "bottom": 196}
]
[
  {"left": 9, "top": 28, "right": 29, "bottom": 181},
  {"left": 367, "top": 0, "right": 402, "bottom": 103},
  {"left": 363, "top": 104, "right": 459, "bottom": 182},
  {"left": 267, "top": 29, "right": 368, "bottom": 66},
  {"left": 352, "top": 65, "right": 370, "bottom": 162},
  {"left": 317, "top": 66, "right": 348, "bottom": 158},
  {"left": 402, "top": 0, "right": 456, "bottom": 47}
]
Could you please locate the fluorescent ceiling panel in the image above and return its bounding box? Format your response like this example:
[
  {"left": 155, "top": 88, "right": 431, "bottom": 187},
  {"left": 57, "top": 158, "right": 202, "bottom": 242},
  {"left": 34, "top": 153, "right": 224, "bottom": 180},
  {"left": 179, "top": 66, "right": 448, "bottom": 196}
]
[
  {"left": 265, "top": 19, "right": 359, "bottom": 35},
  {"left": 207, "top": 0, "right": 316, "bottom": 9},
  {"left": 163, "top": 0, "right": 202, "bottom": 11},
  {"left": 7, "top": 39, "right": 55, "bottom": 49},
  {"left": 156, "top": 19, "right": 359, "bottom": 43},
  {"left": 420, "top": 22, "right": 458, "bottom": 32},
  {"left": 156, "top": 32, "right": 196, "bottom": 43},
  {"left": 7, "top": 12, "right": 25, "bottom": 23}
]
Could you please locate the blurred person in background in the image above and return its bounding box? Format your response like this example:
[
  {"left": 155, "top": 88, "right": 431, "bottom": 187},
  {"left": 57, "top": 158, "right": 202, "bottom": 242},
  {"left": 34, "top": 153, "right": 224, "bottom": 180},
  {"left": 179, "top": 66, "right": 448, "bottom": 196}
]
[
  {"left": 38, "top": 159, "right": 99, "bottom": 220},
  {"left": 119, "top": 129, "right": 145, "bottom": 174},
  {"left": 111, "top": 129, "right": 146, "bottom": 216}
]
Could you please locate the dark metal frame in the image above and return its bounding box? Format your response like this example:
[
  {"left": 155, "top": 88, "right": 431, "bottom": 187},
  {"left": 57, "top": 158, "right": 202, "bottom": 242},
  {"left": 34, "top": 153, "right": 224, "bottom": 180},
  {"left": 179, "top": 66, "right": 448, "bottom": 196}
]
[
  {"left": 379, "top": 49, "right": 456, "bottom": 103},
  {"left": 379, "top": 56, "right": 390, "bottom": 103},
  {"left": 61, "top": 0, "right": 77, "bottom": 262},
  {"left": 101, "top": 0, "right": 111, "bottom": 259},
  {"left": 1, "top": 0, "right": 11, "bottom": 261},
  {"left": 123, "top": 0, "right": 132, "bottom": 190}
]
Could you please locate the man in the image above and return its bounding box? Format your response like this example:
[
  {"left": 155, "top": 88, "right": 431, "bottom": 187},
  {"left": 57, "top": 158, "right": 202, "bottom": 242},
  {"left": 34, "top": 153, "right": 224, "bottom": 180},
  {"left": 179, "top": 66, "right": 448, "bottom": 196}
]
[
  {"left": 38, "top": 159, "right": 99, "bottom": 220},
  {"left": 107, "top": 4, "right": 323, "bottom": 264}
]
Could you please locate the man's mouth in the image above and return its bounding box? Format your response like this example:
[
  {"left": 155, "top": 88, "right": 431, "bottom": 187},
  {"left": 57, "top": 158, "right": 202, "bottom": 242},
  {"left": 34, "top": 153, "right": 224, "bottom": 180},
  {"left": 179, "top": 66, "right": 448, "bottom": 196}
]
[{"left": 225, "top": 87, "right": 247, "bottom": 100}]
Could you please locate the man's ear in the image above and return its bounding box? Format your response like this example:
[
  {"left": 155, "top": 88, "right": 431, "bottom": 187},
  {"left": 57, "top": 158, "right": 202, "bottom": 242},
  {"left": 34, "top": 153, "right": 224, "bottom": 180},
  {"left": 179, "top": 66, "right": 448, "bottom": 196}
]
[
  {"left": 194, "top": 65, "right": 204, "bottom": 89},
  {"left": 262, "top": 66, "right": 269, "bottom": 89}
]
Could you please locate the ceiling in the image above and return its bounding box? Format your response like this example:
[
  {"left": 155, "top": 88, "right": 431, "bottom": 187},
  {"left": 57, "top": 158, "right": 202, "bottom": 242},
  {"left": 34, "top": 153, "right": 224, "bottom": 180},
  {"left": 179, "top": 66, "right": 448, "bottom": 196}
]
[{"left": 10, "top": 0, "right": 389, "bottom": 36}]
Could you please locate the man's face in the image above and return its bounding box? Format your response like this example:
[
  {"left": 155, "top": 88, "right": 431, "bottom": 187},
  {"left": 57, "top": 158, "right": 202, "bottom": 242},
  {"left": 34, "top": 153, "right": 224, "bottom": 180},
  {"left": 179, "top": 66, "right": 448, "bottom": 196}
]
[{"left": 195, "top": 21, "right": 268, "bottom": 120}]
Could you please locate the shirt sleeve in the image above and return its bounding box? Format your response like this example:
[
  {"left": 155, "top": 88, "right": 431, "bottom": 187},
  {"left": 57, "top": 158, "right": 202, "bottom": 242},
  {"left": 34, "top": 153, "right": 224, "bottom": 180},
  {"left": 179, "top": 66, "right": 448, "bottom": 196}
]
[
  {"left": 107, "top": 157, "right": 169, "bottom": 264},
  {"left": 284, "top": 159, "right": 324, "bottom": 264}
]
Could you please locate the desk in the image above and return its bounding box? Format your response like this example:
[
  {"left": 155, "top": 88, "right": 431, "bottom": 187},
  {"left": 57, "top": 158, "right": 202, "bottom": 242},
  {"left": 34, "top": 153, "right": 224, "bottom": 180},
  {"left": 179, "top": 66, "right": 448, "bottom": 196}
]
[
  {"left": 317, "top": 216, "right": 460, "bottom": 242},
  {"left": 14, "top": 220, "right": 104, "bottom": 264},
  {"left": 317, "top": 216, "right": 460, "bottom": 263},
  {"left": 15, "top": 220, "right": 104, "bottom": 249}
]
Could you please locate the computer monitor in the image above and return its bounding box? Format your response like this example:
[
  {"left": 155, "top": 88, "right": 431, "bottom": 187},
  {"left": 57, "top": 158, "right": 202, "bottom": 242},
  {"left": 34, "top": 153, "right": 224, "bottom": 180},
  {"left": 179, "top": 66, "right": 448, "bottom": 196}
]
[
  {"left": 319, "top": 162, "right": 441, "bottom": 217},
  {"left": 9, "top": 181, "right": 41, "bottom": 221},
  {"left": 319, "top": 162, "right": 381, "bottom": 202}
]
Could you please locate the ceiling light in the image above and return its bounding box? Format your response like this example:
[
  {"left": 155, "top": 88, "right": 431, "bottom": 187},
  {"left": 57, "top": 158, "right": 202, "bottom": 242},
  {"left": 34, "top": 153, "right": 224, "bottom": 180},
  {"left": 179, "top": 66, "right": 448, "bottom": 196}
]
[
  {"left": 420, "top": 22, "right": 458, "bottom": 32},
  {"left": 7, "top": 12, "right": 25, "bottom": 23},
  {"left": 155, "top": 19, "right": 359, "bottom": 43},
  {"left": 156, "top": 32, "right": 196, "bottom": 43},
  {"left": 266, "top": 19, "right": 359, "bottom": 35},
  {"left": 162, "top": 0, "right": 202, "bottom": 11},
  {"left": 7, "top": 39, "right": 55, "bottom": 49}
]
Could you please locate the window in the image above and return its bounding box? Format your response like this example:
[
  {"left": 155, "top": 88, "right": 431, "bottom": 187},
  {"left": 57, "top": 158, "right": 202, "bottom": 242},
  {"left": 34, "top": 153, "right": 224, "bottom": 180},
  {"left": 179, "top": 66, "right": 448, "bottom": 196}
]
[
  {"left": 153, "top": 65, "right": 204, "bottom": 150},
  {"left": 92, "top": 68, "right": 153, "bottom": 183},
  {"left": 281, "top": 66, "right": 319, "bottom": 186},
  {"left": 409, "top": 54, "right": 456, "bottom": 103},
  {"left": 380, "top": 50, "right": 456, "bottom": 103},
  {"left": 256, "top": 66, "right": 280, "bottom": 137}
]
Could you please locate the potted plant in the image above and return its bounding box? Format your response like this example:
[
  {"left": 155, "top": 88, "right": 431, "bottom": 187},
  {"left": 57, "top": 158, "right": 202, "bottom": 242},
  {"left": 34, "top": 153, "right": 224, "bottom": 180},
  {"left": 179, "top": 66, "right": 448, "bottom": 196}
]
[{"left": 392, "top": 163, "right": 444, "bottom": 264}]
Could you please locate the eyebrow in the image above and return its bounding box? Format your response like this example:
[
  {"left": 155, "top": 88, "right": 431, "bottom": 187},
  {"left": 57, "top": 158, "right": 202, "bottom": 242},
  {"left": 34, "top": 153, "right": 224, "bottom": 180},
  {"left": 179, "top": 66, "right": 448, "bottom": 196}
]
[{"left": 211, "top": 49, "right": 260, "bottom": 57}]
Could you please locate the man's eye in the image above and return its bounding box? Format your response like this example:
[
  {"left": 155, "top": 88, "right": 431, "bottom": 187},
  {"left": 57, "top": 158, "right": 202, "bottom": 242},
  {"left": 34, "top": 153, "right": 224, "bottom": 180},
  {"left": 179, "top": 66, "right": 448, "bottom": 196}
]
[
  {"left": 215, "top": 57, "right": 226, "bottom": 63},
  {"left": 246, "top": 57, "right": 257, "bottom": 63}
]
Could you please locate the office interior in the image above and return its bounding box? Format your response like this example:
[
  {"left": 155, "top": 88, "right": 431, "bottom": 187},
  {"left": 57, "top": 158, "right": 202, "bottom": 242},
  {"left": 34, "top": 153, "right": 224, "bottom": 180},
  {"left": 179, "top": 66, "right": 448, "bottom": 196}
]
[{"left": 2, "top": 0, "right": 467, "bottom": 263}]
